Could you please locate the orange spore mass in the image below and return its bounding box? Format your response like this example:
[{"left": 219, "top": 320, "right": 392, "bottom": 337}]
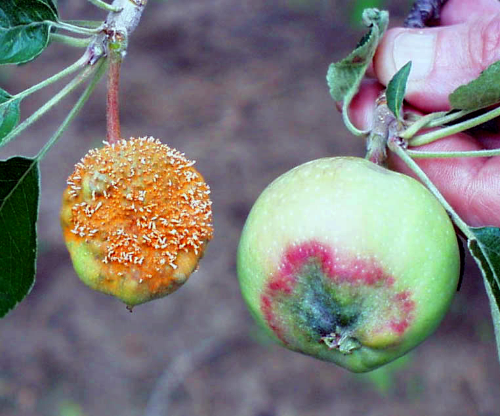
[{"left": 61, "top": 137, "right": 213, "bottom": 304}]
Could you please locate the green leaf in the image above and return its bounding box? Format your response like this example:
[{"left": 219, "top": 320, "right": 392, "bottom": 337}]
[
  {"left": 0, "top": 157, "right": 40, "bottom": 318},
  {"left": 0, "top": 87, "right": 20, "bottom": 143},
  {"left": 386, "top": 61, "right": 411, "bottom": 120},
  {"left": 449, "top": 60, "right": 500, "bottom": 110},
  {"left": 468, "top": 227, "right": 500, "bottom": 364},
  {"left": 326, "top": 8, "right": 389, "bottom": 135},
  {"left": 0, "top": 0, "right": 59, "bottom": 65},
  {"left": 327, "top": 8, "right": 388, "bottom": 101},
  {"left": 41, "top": 0, "right": 58, "bottom": 16}
]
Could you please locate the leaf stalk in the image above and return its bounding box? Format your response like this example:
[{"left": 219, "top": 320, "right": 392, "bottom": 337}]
[
  {"left": 2, "top": 60, "right": 98, "bottom": 148},
  {"left": 409, "top": 105, "right": 500, "bottom": 146},
  {"left": 407, "top": 148, "right": 500, "bottom": 158},
  {"left": 51, "top": 20, "right": 103, "bottom": 36},
  {"left": 50, "top": 33, "right": 92, "bottom": 48},
  {"left": 36, "top": 59, "right": 107, "bottom": 161},
  {"left": 14, "top": 54, "right": 89, "bottom": 102},
  {"left": 388, "top": 137, "right": 475, "bottom": 240}
]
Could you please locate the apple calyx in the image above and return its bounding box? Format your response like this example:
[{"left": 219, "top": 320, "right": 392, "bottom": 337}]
[{"left": 320, "top": 328, "right": 361, "bottom": 354}]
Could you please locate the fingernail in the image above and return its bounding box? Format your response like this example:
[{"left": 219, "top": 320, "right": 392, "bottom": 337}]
[{"left": 393, "top": 32, "right": 436, "bottom": 81}]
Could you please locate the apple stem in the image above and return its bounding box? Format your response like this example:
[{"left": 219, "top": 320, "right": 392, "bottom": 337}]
[
  {"left": 388, "top": 137, "right": 475, "bottom": 240},
  {"left": 98, "top": 0, "right": 148, "bottom": 144},
  {"left": 106, "top": 52, "right": 122, "bottom": 144},
  {"left": 365, "top": 93, "right": 399, "bottom": 165}
]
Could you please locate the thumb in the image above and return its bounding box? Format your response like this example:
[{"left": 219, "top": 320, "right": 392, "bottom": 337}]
[{"left": 373, "top": 14, "right": 500, "bottom": 112}]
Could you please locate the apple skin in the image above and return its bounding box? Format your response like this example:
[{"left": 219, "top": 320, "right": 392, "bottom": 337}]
[
  {"left": 60, "top": 137, "right": 213, "bottom": 307},
  {"left": 237, "top": 157, "right": 460, "bottom": 372}
]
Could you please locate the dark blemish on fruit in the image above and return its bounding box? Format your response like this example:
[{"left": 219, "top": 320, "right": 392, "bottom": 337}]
[
  {"left": 293, "top": 265, "right": 358, "bottom": 338},
  {"left": 260, "top": 240, "right": 415, "bottom": 346}
]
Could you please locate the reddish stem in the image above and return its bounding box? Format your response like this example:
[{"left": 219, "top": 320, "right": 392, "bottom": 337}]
[{"left": 106, "top": 55, "right": 122, "bottom": 144}]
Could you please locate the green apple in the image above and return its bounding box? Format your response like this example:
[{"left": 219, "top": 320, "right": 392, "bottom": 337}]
[{"left": 237, "top": 157, "right": 460, "bottom": 372}]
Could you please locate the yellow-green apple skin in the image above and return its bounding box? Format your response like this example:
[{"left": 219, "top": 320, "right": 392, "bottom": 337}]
[{"left": 237, "top": 157, "right": 460, "bottom": 372}]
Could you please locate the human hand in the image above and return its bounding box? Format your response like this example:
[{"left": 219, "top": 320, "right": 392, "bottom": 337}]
[{"left": 349, "top": 0, "right": 500, "bottom": 227}]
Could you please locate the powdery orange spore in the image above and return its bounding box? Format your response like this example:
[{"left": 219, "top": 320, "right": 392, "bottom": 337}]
[{"left": 61, "top": 136, "right": 213, "bottom": 304}]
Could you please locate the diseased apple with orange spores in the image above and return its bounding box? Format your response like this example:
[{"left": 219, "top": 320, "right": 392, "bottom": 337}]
[{"left": 60, "top": 136, "right": 213, "bottom": 307}]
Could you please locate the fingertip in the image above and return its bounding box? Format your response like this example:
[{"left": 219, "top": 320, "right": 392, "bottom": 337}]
[
  {"left": 375, "top": 8, "right": 500, "bottom": 113},
  {"left": 373, "top": 27, "right": 404, "bottom": 87},
  {"left": 440, "top": 0, "right": 500, "bottom": 25},
  {"left": 374, "top": 27, "right": 447, "bottom": 111}
]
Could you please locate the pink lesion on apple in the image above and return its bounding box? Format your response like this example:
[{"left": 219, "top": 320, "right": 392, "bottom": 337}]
[
  {"left": 260, "top": 239, "right": 415, "bottom": 344},
  {"left": 388, "top": 291, "right": 415, "bottom": 335},
  {"left": 266, "top": 240, "right": 393, "bottom": 292},
  {"left": 260, "top": 294, "right": 287, "bottom": 342},
  {"left": 364, "top": 290, "right": 416, "bottom": 346},
  {"left": 330, "top": 258, "right": 394, "bottom": 287}
]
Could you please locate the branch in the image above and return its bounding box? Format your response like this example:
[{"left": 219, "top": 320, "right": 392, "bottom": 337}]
[
  {"left": 86, "top": 0, "right": 148, "bottom": 64},
  {"left": 404, "top": 0, "right": 449, "bottom": 28}
]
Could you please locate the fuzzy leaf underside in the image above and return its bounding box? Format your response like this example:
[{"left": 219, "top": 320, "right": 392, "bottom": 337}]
[
  {"left": 0, "top": 0, "right": 59, "bottom": 65},
  {"left": 386, "top": 61, "right": 412, "bottom": 120},
  {"left": 449, "top": 60, "right": 500, "bottom": 110},
  {"left": 326, "top": 8, "right": 389, "bottom": 103},
  {"left": 0, "top": 157, "right": 40, "bottom": 318},
  {"left": 0, "top": 87, "right": 20, "bottom": 143},
  {"left": 468, "top": 227, "right": 500, "bottom": 364}
]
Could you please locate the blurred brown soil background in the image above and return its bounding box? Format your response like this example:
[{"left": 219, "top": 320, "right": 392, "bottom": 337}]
[{"left": 0, "top": 1, "right": 499, "bottom": 415}]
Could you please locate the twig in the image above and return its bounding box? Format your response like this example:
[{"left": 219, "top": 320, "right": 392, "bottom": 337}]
[{"left": 404, "top": 0, "right": 449, "bottom": 28}]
